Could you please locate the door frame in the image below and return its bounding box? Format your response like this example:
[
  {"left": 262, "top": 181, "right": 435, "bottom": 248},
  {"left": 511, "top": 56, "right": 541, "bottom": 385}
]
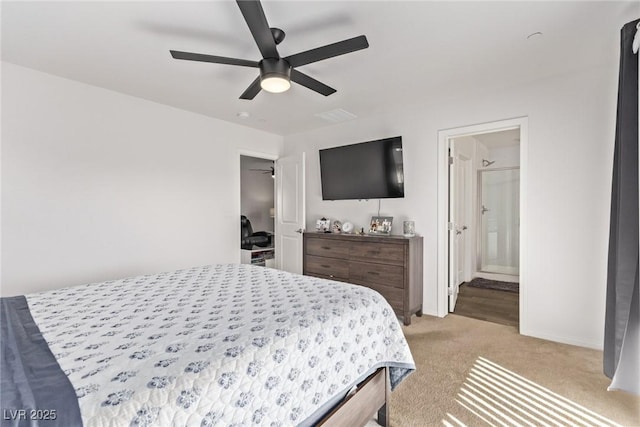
[{"left": 436, "top": 117, "right": 529, "bottom": 333}]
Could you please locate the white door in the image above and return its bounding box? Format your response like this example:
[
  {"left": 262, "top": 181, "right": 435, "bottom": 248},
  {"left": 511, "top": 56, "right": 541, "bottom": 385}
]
[
  {"left": 275, "top": 152, "right": 306, "bottom": 274},
  {"left": 448, "top": 142, "right": 469, "bottom": 311}
]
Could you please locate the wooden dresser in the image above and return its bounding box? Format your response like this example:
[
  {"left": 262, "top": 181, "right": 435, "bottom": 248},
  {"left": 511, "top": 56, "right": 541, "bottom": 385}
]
[{"left": 303, "top": 232, "right": 423, "bottom": 325}]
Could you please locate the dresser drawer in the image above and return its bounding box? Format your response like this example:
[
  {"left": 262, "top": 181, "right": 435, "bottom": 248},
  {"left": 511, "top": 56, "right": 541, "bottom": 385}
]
[
  {"left": 363, "top": 282, "right": 404, "bottom": 312},
  {"left": 306, "top": 237, "right": 351, "bottom": 259},
  {"left": 349, "top": 261, "right": 404, "bottom": 289},
  {"left": 349, "top": 242, "right": 405, "bottom": 266},
  {"left": 305, "top": 255, "right": 349, "bottom": 280}
]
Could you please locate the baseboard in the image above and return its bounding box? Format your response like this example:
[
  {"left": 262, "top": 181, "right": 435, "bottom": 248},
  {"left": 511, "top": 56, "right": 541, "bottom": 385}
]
[{"left": 519, "top": 328, "right": 603, "bottom": 350}]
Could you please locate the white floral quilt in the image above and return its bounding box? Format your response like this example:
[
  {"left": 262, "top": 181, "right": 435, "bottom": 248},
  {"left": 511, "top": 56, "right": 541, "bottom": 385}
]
[{"left": 25, "top": 264, "right": 415, "bottom": 426}]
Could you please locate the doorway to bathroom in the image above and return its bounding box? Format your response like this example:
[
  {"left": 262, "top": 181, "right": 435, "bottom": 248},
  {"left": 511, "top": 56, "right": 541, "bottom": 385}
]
[{"left": 438, "top": 117, "right": 526, "bottom": 330}]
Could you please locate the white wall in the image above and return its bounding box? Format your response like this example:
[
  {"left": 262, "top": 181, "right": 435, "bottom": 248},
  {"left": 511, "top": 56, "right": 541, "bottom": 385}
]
[
  {"left": 1, "top": 62, "right": 283, "bottom": 296},
  {"left": 283, "top": 64, "right": 618, "bottom": 349}
]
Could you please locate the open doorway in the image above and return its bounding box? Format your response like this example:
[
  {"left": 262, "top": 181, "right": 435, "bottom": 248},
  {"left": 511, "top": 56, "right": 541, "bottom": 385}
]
[
  {"left": 240, "top": 155, "right": 276, "bottom": 268},
  {"left": 437, "top": 117, "right": 528, "bottom": 331},
  {"left": 452, "top": 129, "right": 520, "bottom": 327}
]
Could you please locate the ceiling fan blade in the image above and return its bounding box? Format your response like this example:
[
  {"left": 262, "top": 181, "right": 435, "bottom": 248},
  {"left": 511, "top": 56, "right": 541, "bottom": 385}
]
[
  {"left": 290, "top": 69, "right": 336, "bottom": 96},
  {"left": 240, "top": 76, "right": 262, "bottom": 100},
  {"left": 285, "top": 35, "right": 369, "bottom": 67},
  {"left": 236, "top": 0, "right": 279, "bottom": 59},
  {"left": 170, "top": 50, "right": 259, "bottom": 68}
]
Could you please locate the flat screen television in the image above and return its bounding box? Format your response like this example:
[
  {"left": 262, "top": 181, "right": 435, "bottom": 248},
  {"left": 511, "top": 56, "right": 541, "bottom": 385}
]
[{"left": 319, "top": 136, "right": 404, "bottom": 200}]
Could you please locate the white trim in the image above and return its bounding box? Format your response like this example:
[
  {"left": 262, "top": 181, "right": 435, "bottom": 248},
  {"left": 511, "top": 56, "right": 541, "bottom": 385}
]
[
  {"left": 436, "top": 117, "right": 529, "bottom": 335},
  {"left": 524, "top": 331, "right": 602, "bottom": 351}
]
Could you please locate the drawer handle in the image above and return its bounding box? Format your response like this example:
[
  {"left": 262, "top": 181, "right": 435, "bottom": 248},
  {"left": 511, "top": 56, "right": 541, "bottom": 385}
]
[
  {"left": 321, "top": 246, "right": 332, "bottom": 250},
  {"left": 321, "top": 264, "right": 331, "bottom": 268},
  {"left": 368, "top": 271, "right": 380, "bottom": 276},
  {"left": 368, "top": 251, "right": 380, "bottom": 255},
  {"left": 329, "top": 274, "right": 334, "bottom": 278}
]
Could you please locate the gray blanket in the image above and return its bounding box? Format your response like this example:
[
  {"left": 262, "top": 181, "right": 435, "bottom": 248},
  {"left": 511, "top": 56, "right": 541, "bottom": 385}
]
[{"left": 1, "top": 296, "right": 82, "bottom": 427}]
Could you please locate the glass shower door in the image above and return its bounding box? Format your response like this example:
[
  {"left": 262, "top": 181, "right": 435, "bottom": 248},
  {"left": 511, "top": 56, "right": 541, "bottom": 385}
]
[{"left": 479, "top": 168, "right": 520, "bottom": 275}]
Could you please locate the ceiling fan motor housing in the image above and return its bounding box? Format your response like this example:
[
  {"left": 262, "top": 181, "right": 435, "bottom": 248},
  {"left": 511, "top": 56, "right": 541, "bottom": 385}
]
[
  {"left": 259, "top": 58, "right": 292, "bottom": 92},
  {"left": 260, "top": 58, "right": 291, "bottom": 80}
]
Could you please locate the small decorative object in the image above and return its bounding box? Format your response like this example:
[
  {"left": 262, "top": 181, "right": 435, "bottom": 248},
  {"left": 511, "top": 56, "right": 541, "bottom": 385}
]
[
  {"left": 342, "top": 221, "right": 354, "bottom": 233},
  {"left": 369, "top": 216, "right": 393, "bottom": 234},
  {"left": 332, "top": 220, "right": 342, "bottom": 233},
  {"left": 315, "top": 217, "right": 331, "bottom": 233},
  {"left": 403, "top": 220, "right": 415, "bottom": 237},
  {"left": 358, "top": 227, "right": 366, "bottom": 235}
]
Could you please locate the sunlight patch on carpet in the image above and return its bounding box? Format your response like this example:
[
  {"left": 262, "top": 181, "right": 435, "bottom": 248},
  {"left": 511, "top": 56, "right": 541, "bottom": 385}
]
[
  {"left": 444, "top": 357, "right": 622, "bottom": 427},
  {"left": 443, "top": 413, "right": 471, "bottom": 427}
]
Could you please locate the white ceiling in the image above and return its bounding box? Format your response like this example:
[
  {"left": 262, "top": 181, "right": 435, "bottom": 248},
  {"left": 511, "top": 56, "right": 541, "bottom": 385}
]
[{"left": 2, "top": 1, "right": 636, "bottom": 136}]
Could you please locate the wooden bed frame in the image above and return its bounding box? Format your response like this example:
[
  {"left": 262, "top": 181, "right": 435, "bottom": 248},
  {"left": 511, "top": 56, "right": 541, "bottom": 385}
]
[{"left": 317, "top": 367, "right": 390, "bottom": 427}]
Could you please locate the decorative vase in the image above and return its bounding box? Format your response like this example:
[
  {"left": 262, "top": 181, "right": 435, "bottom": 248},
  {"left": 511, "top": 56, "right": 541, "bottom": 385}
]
[{"left": 403, "top": 221, "right": 415, "bottom": 237}]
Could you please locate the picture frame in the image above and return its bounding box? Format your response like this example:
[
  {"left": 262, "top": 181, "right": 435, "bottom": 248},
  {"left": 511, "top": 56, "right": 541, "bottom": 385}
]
[
  {"left": 315, "top": 217, "right": 331, "bottom": 233},
  {"left": 369, "top": 216, "right": 393, "bottom": 234}
]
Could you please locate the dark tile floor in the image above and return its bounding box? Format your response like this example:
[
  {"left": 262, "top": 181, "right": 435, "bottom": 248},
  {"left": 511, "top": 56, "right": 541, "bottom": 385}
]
[{"left": 453, "top": 283, "right": 519, "bottom": 328}]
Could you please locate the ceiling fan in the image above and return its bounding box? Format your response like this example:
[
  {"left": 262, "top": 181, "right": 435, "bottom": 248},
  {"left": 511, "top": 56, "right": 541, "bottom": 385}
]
[
  {"left": 249, "top": 166, "right": 274, "bottom": 174},
  {"left": 170, "top": 0, "right": 369, "bottom": 99},
  {"left": 249, "top": 166, "right": 275, "bottom": 177}
]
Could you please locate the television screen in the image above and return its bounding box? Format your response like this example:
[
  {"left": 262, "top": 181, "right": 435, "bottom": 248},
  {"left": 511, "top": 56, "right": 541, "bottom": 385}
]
[{"left": 319, "top": 136, "right": 404, "bottom": 200}]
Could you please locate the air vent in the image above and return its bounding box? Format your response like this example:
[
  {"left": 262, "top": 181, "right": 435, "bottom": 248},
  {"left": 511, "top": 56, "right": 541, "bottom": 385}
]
[{"left": 314, "top": 108, "right": 357, "bottom": 123}]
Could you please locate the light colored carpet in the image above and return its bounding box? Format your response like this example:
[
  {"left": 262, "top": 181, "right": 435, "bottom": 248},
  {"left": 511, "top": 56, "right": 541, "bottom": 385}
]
[{"left": 383, "top": 314, "right": 640, "bottom": 427}]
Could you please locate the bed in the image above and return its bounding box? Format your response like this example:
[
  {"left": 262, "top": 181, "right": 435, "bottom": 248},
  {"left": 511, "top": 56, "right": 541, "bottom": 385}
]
[{"left": 1, "top": 264, "right": 415, "bottom": 426}]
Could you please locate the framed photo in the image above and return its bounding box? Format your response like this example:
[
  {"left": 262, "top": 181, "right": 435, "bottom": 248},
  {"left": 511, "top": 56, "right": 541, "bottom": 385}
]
[
  {"left": 315, "top": 217, "right": 331, "bottom": 232},
  {"left": 369, "top": 216, "right": 393, "bottom": 234}
]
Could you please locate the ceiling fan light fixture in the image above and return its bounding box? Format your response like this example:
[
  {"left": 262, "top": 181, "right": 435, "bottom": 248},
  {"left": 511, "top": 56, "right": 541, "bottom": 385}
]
[
  {"left": 260, "top": 76, "right": 291, "bottom": 93},
  {"left": 259, "top": 58, "right": 291, "bottom": 93}
]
